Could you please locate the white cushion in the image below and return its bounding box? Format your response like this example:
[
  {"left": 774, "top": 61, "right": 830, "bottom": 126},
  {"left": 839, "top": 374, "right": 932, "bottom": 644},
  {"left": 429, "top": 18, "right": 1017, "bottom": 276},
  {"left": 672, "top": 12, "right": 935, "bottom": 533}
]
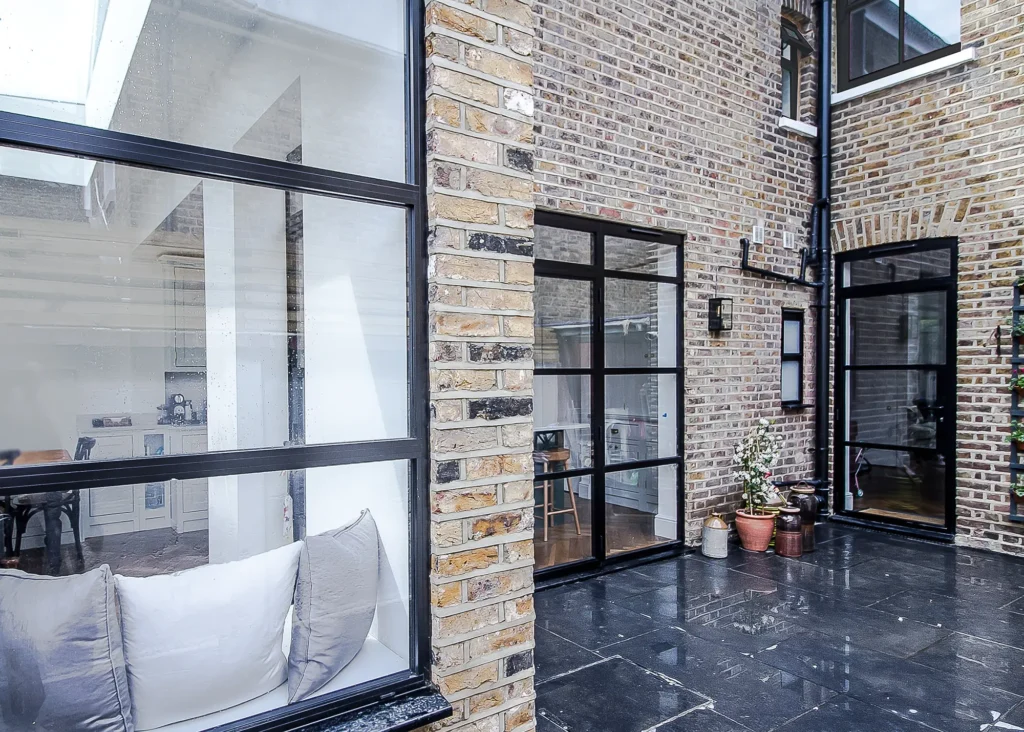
[
  {"left": 153, "top": 639, "right": 407, "bottom": 732},
  {"left": 114, "top": 542, "right": 303, "bottom": 731}
]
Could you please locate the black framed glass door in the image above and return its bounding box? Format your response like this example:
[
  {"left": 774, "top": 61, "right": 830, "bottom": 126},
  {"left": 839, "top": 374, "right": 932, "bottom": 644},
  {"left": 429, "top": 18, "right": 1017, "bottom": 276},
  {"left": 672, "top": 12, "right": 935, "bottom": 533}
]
[
  {"left": 835, "top": 239, "right": 957, "bottom": 535},
  {"left": 533, "top": 212, "right": 684, "bottom": 576}
]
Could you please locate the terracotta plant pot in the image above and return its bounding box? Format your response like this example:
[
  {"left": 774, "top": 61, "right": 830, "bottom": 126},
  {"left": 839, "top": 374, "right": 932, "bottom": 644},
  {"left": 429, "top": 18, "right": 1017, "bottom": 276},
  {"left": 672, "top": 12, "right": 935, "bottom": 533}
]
[
  {"left": 1016, "top": 440, "right": 1024, "bottom": 452},
  {"left": 735, "top": 510, "right": 776, "bottom": 552}
]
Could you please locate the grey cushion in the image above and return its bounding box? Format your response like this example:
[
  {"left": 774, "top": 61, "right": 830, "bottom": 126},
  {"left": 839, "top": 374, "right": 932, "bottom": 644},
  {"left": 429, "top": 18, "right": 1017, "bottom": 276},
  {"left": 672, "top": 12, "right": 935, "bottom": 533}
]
[
  {"left": 0, "top": 565, "right": 133, "bottom": 732},
  {"left": 288, "top": 510, "right": 379, "bottom": 703}
]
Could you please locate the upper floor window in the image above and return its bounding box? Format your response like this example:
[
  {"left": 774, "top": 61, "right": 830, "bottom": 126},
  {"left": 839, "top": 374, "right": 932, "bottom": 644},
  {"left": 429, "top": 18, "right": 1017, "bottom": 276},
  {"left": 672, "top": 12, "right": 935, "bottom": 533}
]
[
  {"left": 839, "top": 0, "right": 961, "bottom": 91},
  {"left": 781, "top": 20, "right": 812, "bottom": 119}
]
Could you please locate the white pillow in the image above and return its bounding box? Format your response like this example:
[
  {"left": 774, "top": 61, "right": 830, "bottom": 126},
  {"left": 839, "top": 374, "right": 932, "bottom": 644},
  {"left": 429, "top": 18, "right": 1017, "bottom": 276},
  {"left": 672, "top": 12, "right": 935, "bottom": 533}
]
[{"left": 114, "top": 542, "right": 303, "bottom": 731}]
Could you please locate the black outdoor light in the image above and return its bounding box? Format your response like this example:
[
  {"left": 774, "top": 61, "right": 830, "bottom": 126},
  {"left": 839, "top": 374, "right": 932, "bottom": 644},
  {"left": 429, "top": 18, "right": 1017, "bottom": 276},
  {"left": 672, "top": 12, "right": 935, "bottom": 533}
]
[{"left": 708, "top": 297, "right": 733, "bottom": 332}]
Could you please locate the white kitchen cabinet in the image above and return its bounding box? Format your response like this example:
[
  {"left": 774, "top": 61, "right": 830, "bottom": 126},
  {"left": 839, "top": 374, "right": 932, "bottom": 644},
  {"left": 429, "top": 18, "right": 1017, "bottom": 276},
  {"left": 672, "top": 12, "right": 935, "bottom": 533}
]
[{"left": 79, "top": 426, "right": 207, "bottom": 538}]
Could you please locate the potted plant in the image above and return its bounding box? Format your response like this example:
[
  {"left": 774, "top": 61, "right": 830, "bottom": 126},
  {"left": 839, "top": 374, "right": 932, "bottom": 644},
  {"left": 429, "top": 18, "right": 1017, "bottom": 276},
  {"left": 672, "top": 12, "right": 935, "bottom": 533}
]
[
  {"left": 1007, "top": 421, "right": 1024, "bottom": 452},
  {"left": 1011, "top": 480, "right": 1024, "bottom": 500},
  {"left": 1014, "top": 322, "right": 1024, "bottom": 346},
  {"left": 733, "top": 418, "right": 782, "bottom": 552},
  {"left": 1010, "top": 370, "right": 1024, "bottom": 397}
]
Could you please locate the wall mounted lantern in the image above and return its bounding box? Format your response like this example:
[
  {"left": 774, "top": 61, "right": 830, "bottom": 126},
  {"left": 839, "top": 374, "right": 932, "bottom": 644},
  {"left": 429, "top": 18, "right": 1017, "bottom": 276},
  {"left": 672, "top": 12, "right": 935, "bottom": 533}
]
[{"left": 708, "top": 297, "right": 733, "bottom": 332}]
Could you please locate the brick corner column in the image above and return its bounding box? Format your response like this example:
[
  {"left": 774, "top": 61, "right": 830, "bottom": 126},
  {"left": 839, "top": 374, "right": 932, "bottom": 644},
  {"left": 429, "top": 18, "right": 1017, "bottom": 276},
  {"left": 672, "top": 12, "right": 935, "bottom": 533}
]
[{"left": 424, "top": 0, "right": 537, "bottom": 729}]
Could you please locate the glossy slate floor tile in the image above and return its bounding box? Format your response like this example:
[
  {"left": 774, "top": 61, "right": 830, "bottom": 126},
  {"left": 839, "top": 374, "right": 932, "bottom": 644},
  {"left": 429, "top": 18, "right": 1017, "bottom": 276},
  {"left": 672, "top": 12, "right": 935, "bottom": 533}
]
[
  {"left": 909, "top": 632, "right": 1024, "bottom": 695},
  {"left": 534, "top": 524, "right": 1024, "bottom": 732},
  {"left": 729, "top": 553, "right": 903, "bottom": 607},
  {"left": 535, "top": 584, "right": 665, "bottom": 650},
  {"left": 534, "top": 627, "right": 602, "bottom": 684},
  {"left": 654, "top": 707, "right": 754, "bottom": 731},
  {"left": 774, "top": 696, "right": 936, "bottom": 731},
  {"left": 756, "top": 628, "right": 1023, "bottom": 731},
  {"left": 869, "top": 589, "right": 1024, "bottom": 648},
  {"left": 760, "top": 586, "right": 953, "bottom": 657},
  {"left": 600, "top": 627, "right": 836, "bottom": 732},
  {"left": 536, "top": 656, "right": 707, "bottom": 732}
]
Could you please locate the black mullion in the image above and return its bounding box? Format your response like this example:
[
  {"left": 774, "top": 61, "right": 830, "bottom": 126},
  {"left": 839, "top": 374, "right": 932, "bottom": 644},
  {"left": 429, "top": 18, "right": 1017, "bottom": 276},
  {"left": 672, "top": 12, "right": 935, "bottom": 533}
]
[
  {"left": 898, "top": 0, "right": 906, "bottom": 66},
  {"left": 838, "top": 276, "right": 956, "bottom": 301},
  {"left": 844, "top": 363, "right": 946, "bottom": 371},
  {"left": 842, "top": 440, "right": 939, "bottom": 453},
  {"left": 536, "top": 368, "right": 593, "bottom": 376},
  {"left": 676, "top": 233, "right": 686, "bottom": 546},
  {"left": 535, "top": 467, "right": 596, "bottom": 483},
  {"left": 405, "top": 0, "right": 432, "bottom": 683},
  {"left": 606, "top": 456, "right": 683, "bottom": 474},
  {"left": 0, "top": 111, "right": 418, "bottom": 207},
  {"left": 0, "top": 439, "right": 425, "bottom": 495},
  {"left": 605, "top": 367, "right": 678, "bottom": 376},
  {"left": 593, "top": 229, "right": 607, "bottom": 563},
  {"left": 604, "top": 270, "right": 678, "bottom": 285},
  {"left": 535, "top": 260, "right": 599, "bottom": 279}
]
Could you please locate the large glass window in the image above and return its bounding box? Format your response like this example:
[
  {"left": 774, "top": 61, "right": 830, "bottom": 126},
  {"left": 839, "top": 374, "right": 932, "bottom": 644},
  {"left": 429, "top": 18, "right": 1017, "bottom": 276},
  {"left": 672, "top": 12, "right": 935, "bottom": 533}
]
[
  {"left": 0, "top": 0, "right": 407, "bottom": 180},
  {"left": 0, "top": 3, "right": 431, "bottom": 731},
  {"left": 532, "top": 214, "right": 683, "bottom": 575},
  {"left": 839, "top": 0, "right": 961, "bottom": 91}
]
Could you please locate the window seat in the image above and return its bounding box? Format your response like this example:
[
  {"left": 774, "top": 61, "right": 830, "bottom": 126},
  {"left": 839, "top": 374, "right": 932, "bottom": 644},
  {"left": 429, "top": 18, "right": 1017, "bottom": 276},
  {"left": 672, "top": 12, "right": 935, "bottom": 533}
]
[{"left": 156, "top": 640, "right": 407, "bottom": 732}]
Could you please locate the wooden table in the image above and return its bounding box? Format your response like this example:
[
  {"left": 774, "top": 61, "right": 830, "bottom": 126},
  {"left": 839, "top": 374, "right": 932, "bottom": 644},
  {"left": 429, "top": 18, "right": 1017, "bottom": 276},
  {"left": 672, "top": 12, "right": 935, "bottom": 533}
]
[{"left": 2, "top": 449, "right": 72, "bottom": 572}]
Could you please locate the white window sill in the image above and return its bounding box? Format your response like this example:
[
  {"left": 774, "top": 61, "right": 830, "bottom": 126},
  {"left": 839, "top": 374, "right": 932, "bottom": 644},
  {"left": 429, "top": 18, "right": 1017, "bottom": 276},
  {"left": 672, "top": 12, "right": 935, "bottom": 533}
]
[
  {"left": 778, "top": 117, "right": 818, "bottom": 139},
  {"left": 832, "top": 47, "right": 977, "bottom": 105}
]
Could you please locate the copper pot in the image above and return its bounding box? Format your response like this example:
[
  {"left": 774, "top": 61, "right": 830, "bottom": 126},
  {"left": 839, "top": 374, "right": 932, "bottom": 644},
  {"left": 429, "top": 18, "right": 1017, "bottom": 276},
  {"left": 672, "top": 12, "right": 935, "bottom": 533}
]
[
  {"left": 735, "top": 510, "right": 775, "bottom": 552},
  {"left": 788, "top": 484, "right": 820, "bottom": 553}
]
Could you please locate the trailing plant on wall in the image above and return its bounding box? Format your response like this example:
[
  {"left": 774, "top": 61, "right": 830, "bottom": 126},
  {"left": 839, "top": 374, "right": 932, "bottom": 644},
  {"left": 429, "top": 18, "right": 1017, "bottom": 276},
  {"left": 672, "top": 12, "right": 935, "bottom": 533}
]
[
  {"left": 1009, "top": 369, "right": 1024, "bottom": 394},
  {"left": 734, "top": 418, "right": 782, "bottom": 513},
  {"left": 1012, "top": 480, "right": 1024, "bottom": 499},
  {"left": 1008, "top": 421, "right": 1024, "bottom": 450}
]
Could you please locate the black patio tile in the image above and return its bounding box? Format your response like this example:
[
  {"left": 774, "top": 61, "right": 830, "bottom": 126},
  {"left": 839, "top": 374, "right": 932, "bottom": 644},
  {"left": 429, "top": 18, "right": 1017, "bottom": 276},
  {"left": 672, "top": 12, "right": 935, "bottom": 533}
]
[
  {"left": 655, "top": 708, "right": 754, "bottom": 731},
  {"left": 611, "top": 566, "right": 779, "bottom": 625},
  {"left": 534, "top": 626, "right": 602, "bottom": 685},
  {"left": 600, "top": 627, "right": 836, "bottom": 732},
  {"left": 536, "top": 711, "right": 568, "bottom": 731},
  {"left": 870, "top": 589, "right": 1024, "bottom": 647},
  {"left": 730, "top": 553, "right": 903, "bottom": 606},
  {"left": 909, "top": 633, "right": 1024, "bottom": 695},
  {"left": 536, "top": 656, "right": 707, "bottom": 732},
  {"left": 1006, "top": 595, "right": 1024, "bottom": 615},
  {"left": 1002, "top": 701, "right": 1024, "bottom": 726},
  {"left": 757, "top": 629, "right": 1023, "bottom": 732},
  {"left": 760, "top": 586, "right": 953, "bottom": 657},
  {"left": 774, "top": 696, "right": 935, "bottom": 731},
  {"left": 535, "top": 585, "right": 666, "bottom": 651},
  {"left": 813, "top": 522, "right": 855, "bottom": 545},
  {"left": 790, "top": 531, "right": 947, "bottom": 570},
  {"left": 850, "top": 556, "right": 1024, "bottom": 605}
]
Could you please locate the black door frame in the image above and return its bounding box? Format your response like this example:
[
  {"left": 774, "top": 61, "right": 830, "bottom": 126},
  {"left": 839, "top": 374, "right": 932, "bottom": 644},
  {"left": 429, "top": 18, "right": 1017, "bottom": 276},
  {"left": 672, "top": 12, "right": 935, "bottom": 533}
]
[
  {"left": 833, "top": 238, "right": 958, "bottom": 539},
  {"left": 534, "top": 211, "right": 685, "bottom": 580}
]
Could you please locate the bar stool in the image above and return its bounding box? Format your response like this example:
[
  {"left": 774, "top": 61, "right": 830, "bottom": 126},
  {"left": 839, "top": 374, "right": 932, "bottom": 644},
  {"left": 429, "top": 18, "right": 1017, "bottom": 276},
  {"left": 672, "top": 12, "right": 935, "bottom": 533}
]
[{"left": 533, "top": 448, "right": 582, "bottom": 541}]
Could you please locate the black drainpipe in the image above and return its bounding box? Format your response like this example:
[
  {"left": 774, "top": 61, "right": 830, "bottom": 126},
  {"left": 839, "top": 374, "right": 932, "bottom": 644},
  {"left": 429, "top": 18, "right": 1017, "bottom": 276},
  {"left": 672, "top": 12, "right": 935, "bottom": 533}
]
[
  {"left": 811, "top": 0, "right": 832, "bottom": 516},
  {"left": 741, "top": 0, "right": 832, "bottom": 515}
]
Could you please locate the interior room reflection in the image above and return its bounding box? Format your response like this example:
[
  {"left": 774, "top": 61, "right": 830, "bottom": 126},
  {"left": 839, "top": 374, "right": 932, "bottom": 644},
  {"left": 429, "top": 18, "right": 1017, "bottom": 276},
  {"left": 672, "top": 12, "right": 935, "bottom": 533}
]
[
  {"left": 533, "top": 268, "right": 677, "bottom": 570},
  {"left": 0, "top": 1, "right": 415, "bottom": 729},
  {"left": 843, "top": 255, "right": 949, "bottom": 526}
]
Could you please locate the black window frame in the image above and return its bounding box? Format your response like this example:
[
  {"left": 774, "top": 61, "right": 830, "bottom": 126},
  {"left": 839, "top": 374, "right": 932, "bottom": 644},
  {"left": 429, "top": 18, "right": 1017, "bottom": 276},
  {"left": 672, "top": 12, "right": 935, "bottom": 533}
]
[
  {"left": 781, "top": 309, "right": 805, "bottom": 408},
  {"left": 781, "top": 20, "right": 811, "bottom": 120},
  {"left": 838, "top": 0, "right": 962, "bottom": 92},
  {"left": 533, "top": 211, "right": 686, "bottom": 581},
  {"left": 0, "top": 4, "right": 445, "bottom": 731}
]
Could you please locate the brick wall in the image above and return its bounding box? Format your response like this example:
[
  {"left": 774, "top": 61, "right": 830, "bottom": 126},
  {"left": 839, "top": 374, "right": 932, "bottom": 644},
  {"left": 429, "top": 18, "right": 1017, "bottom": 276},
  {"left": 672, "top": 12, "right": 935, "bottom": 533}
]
[
  {"left": 831, "top": 0, "right": 1024, "bottom": 555},
  {"left": 533, "top": 0, "right": 821, "bottom": 541},
  {"left": 424, "top": 0, "right": 538, "bottom": 729}
]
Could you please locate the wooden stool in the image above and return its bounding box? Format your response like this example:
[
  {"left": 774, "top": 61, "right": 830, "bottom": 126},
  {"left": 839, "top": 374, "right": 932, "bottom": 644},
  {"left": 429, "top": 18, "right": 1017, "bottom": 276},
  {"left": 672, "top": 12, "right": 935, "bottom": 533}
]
[{"left": 533, "top": 448, "right": 582, "bottom": 541}]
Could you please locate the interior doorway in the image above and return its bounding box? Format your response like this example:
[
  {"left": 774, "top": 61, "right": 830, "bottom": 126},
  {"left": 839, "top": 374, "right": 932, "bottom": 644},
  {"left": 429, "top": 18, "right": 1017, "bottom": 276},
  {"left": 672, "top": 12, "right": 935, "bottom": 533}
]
[
  {"left": 835, "top": 239, "right": 957, "bottom": 536},
  {"left": 533, "top": 212, "right": 684, "bottom": 577}
]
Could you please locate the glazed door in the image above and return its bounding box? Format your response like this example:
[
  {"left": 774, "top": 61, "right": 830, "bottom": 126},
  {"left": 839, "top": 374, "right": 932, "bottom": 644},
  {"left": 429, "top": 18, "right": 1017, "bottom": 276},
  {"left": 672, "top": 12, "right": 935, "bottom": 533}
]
[
  {"left": 533, "top": 213, "right": 685, "bottom": 577},
  {"left": 836, "top": 240, "right": 956, "bottom": 535}
]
